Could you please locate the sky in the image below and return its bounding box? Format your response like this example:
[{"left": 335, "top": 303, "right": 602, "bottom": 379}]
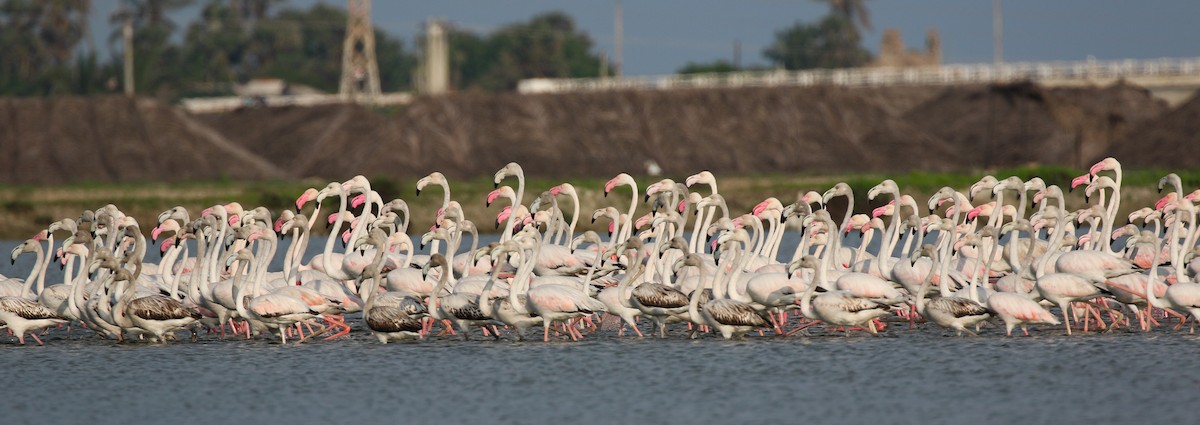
[{"left": 87, "top": 0, "right": 1200, "bottom": 76}]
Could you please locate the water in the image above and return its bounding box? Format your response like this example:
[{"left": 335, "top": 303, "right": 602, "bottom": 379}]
[{"left": 0, "top": 235, "right": 1192, "bottom": 424}]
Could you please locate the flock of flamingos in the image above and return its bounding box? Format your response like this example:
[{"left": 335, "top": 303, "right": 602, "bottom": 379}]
[{"left": 3, "top": 157, "right": 1200, "bottom": 345}]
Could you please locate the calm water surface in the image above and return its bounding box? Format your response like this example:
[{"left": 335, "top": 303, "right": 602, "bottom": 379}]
[{"left": 0, "top": 236, "right": 1186, "bottom": 424}]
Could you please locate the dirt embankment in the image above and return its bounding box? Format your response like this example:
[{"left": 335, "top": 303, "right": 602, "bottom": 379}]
[
  {"left": 0, "top": 96, "right": 287, "bottom": 184},
  {"left": 1109, "top": 91, "right": 1200, "bottom": 168},
  {"left": 3, "top": 82, "right": 1192, "bottom": 185},
  {"left": 197, "top": 82, "right": 1176, "bottom": 181}
]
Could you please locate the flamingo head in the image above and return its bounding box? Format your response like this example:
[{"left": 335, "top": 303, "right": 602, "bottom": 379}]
[
  {"left": 871, "top": 201, "right": 895, "bottom": 219},
  {"left": 966, "top": 202, "right": 994, "bottom": 222},
  {"left": 1155, "top": 193, "right": 1176, "bottom": 211},
  {"left": 604, "top": 175, "right": 623, "bottom": 196},
  {"left": 1069, "top": 174, "right": 1091, "bottom": 191},
  {"left": 1089, "top": 157, "right": 1119, "bottom": 177},
  {"left": 496, "top": 206, "right": 514, "bottom": 229},
  {"left": 634, "top": 213, "right": 653, "bottom": 230},
  {"left": 486, "top": 186, "right": 513, "bottom": 207},
  {"left": 295, "top": 188, "right": 318, "bottom": 212},
  {"left": 685, "top": 171, "right": 714, "bottom": 188}
]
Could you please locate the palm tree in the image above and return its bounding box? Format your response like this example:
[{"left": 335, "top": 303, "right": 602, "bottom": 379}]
[{"left": 816, "top": 0, "right": 871, "bottom": 35}]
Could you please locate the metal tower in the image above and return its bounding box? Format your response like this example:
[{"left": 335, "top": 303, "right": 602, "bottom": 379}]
[{"left": 339, "top": 0, "right": 382, "bottom": 99}]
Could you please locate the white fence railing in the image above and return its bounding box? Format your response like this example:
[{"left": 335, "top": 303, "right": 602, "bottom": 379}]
[
  {"left": 180, "top": 92, "right": 413, "bottom": 114},
  {"left": 518, "top": 57, "right": 1200, "bottom": 94}
]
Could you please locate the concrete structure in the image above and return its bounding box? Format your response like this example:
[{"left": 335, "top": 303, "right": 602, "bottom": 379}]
[
  {"left": 338, "top": 0, "right": 382, "bottom": 99},
  {"left": 180, "top": 93, "right": 412, "bottom": 114},
  {"left": 518, "top": 57, "right": 1200, "bottom": 106},
  {"left": 871, "top": 29, "right": 940, "bottom": 68},
  {"left": 420, "top": 19, "right": 450, "bottom": 95}
]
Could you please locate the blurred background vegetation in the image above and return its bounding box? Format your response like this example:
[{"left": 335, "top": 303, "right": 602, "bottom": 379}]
[{"left": 0, "top": 0, "right": 873, "bottom": 99}]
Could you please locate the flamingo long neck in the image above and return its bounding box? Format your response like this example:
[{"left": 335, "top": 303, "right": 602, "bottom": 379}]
[
  {"left": 726, "top": 241, "right": 751, "bottom": 301},
  {"left": 831, "top": 197, "right": 851, "bottom": 269},
  {"left": 915, "top": 250, "right": 940, "bottom": 314},
  {"left": 344, "top": 212, "right": 371, "bottom": 260},
  {"left": 898, "top": 226, "right": 918, "bottom": 260},
  {"left": 439, "top": 227, "right": 464, "bottom": 282},
  {"left": 500, "top": 174, "right": 526, "bottom": 242},
  {"left": 321, "top": 190, "right": 349, "bottom": 277},
  {"left": 21, "top": 243, "right": 45, "bottom": 298},
  {"left": 253, "top": 237, "right": 277, "bottom": 289},
  {"left": 764, "top": 213, "right": 783, "bottom": 262},
  {"left": 1172, "top": 209, "right": 1193, "bottom": 278},
  {"left": 397, "top": 237, "right": 414, "bottom": 269},
  {"left": 285, "top": 225, "right": 306, "bottom": 283},
  {"left": 1146, "top": 227, "right": 1169, "bottom": 310},
  {"left": 1007, "top": 221, "right": 1025, "bottom": 275},
  {"left": 620, "top": 183, "right": 638, "bottom": 245},
  {"left": 687, "top": 263, "right": 707, "bottom": 323},
  {"left": 712, "top": 249, "right": 732, "bottom": 300},
  {"left": 231, "top": 257, "right": 253, "bottom": 321},
  {"left": 206, "top": 220, "right": 226, "bottom": 284},
  {"left": 689, "top": 206, "right": 708, "bottom": 254},
  {"left": 936, "top": 229, "right": 955, "bottom": 299},
  {"left": 500, "top": 193, "right": 520, "bottom": 242},
  {"left": 196, "top": 230, "right": 217, "bottom": 299},
  {"left": 361, "top": 240, "right": 389, "bottom": 307},
  {"left": 509, "top": 251, "right": 534, "bottom": 315},
  {"left": 987, "top": 190, "right": 1004, "bottom": 230},
  {"left": 34, "top": 234, "right": 57, "bottom": 295},
  {"left": 461, "top": 227, "right": 479, "bottom": 278},
  {"left": 799, "top": 247, "right": 831, "bottom": 318},
  {"left": 67, "top": 248, "right": 95, "bottom": 320},
  {"left": 943, "top": 197, "right": 965, "bottom": 273},
  {"left": 618, "top": 263, "right": 645, "bottom": 309},
  {"left": 1094, "top": 187, "right": 1115, "bottom": 255},
  {"left": 853, "top": 229, "right": 873, "bottom": 269},
  {"left": 749, "top": 218, "right": 766, "bottom": 259},
  {"left": 186, "top": 237, "right": 208, "bottom": 305},
  {"left": 1035, "top": 218, "right": 1069, "bottom": 277},
  {"left": 702, "top": 203, "right": 726, "bottom": 254},
  {"left": 165, "top": 244, "right": 189, "bottom": 299},
  {"left": 1183, "top": 211, "right": 1200, "bottom": 274},
  {"left": 431, "top": 262, "right": 453, "bottom": 318},
  {"left": 876, "top": 201, "right": 903, "bottom": 277},
  {"left": 477, "top": 265, "right": 498, "bottom": 318},
  {"left": 791, "top": 220, "right": 813, "bottom": 263},
  {"left": 33, "top": 237, "right": 53, "bottom": 296}
]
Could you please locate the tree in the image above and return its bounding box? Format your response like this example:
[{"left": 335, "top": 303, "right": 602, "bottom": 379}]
[
  {"left": 448, "top": 12, "right": 608, "bottom": 91},
  {"left": 108, "top": 0, "right": 194, "bottom": 96},
  {"left": 763, "top": 15, "right": 871, "bottom": 70},
  {"left": 676, "top": 60, "right": 739, "bottom": 75},
  {"left": 176, "top": 1, "right": 416, "bottom": 95},
  {"left": 818, "top": 0, "right": 871, "bottom": 35},
  {"left": 0, "top": 0, "right": 95, "bottom": 95}
]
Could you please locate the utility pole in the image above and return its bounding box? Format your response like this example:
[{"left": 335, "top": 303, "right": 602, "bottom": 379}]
[
  {"left": 339, "top": 0, "right": 382, "bottom": 99},
  {"left": 733, "top": 39, "right": 741, "bottom": 69},
  {"left": 993, "top": 0, "right": 1003, "bottom": 63},
  {"left": 122, "top": 7, "right": 134, "bottom": 96},
  {"left": 614, "top": 0, "right": 623, "bottom": 77}
]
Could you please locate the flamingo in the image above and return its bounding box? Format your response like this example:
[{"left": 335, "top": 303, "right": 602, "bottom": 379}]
[
  {"left": 356, "top": 229, "right": 426, "bottom": 343},
  {"left": 910, "top": 245, "right": 991, "bottom": 336},
  {"left": 790, "top": 255, "right": 891, "bottom": 336}
]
